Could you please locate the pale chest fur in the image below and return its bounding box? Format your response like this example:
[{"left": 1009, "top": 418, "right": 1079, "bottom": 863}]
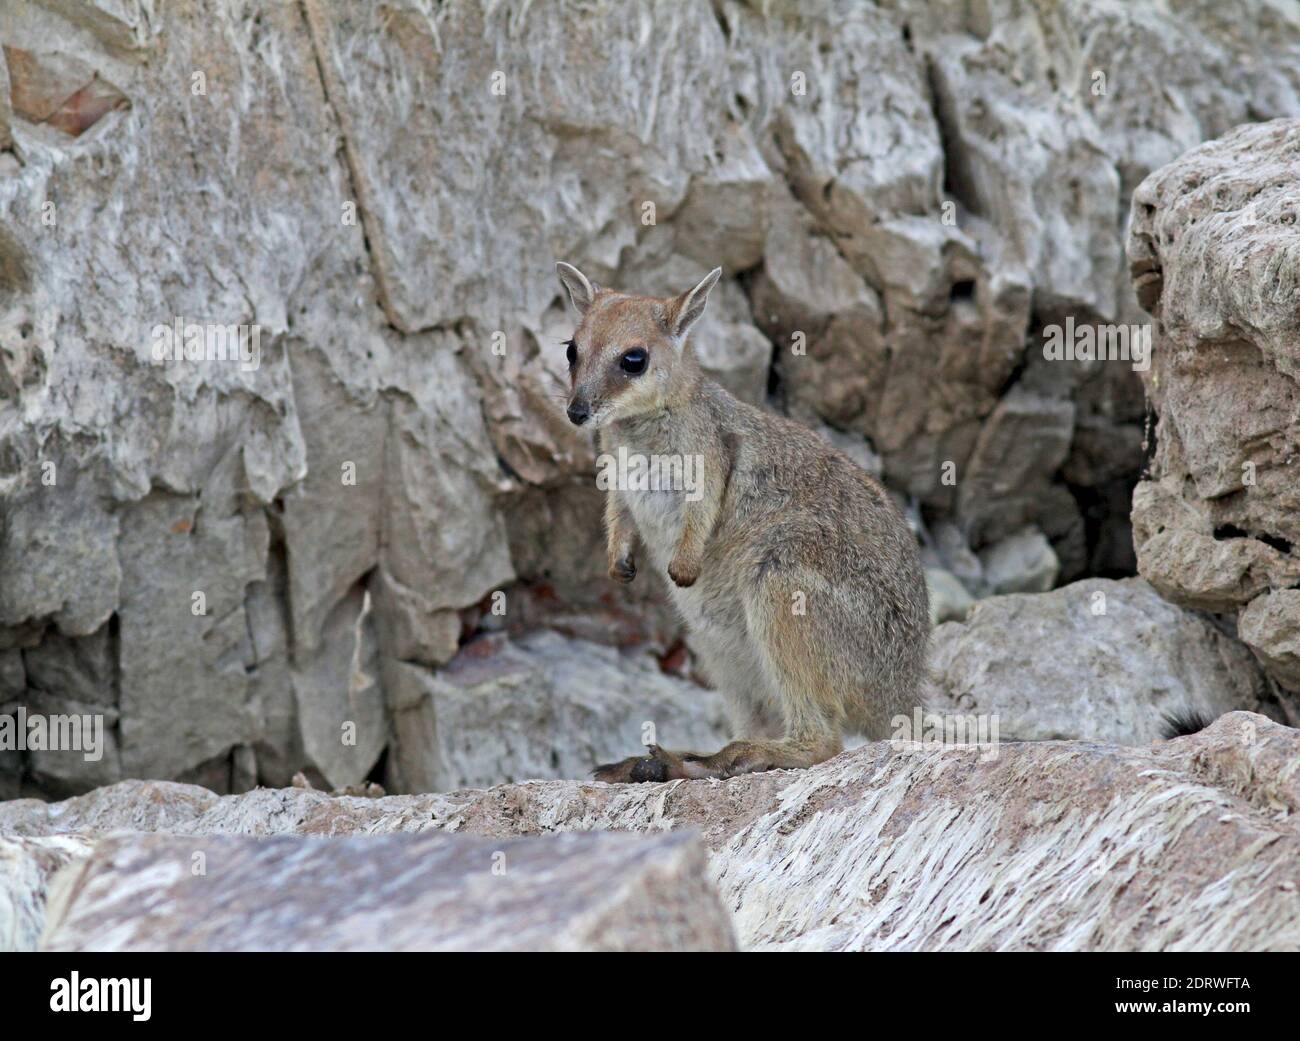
[
  {"left": 618, "top": 478, "right": 718, "bottom": 635},
  {"left": 620, "top": 485, "right": 684, "bottom": 568},
  {"left": 602, "top": 422, "right": 698, "bottom": 570},
  {"left": 600, "top": 410, "right": 733, "bottom": 635}
]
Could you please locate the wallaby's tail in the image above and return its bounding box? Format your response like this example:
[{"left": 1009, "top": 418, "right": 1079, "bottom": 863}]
[{"left": 1160, "top": 708, "right": 1213, "bottom": 739}]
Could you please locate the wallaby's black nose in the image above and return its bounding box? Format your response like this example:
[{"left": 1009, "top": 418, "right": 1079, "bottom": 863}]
[{"left": 567, "top": 402, "right": 590, "bottom": 426}]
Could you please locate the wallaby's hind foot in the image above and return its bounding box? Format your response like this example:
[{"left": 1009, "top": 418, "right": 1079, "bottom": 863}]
[
  {"left": 592, "top": 744, "right": 696, "bottom": 783},
  {"left": 687, "top": 735, "right": 842, "bottom": 778},
  {"left": 591, "top": 735, "right": 840, "bottom": 784}
]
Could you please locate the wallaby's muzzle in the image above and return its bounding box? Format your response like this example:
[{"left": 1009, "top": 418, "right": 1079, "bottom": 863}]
[{"left": 566, "top": 397, "right": 591, "bottom": 426}]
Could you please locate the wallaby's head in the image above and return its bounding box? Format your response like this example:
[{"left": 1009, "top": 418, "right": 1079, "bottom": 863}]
[{"left": 555, "top": 262, "right": 722, "bottom": 428}]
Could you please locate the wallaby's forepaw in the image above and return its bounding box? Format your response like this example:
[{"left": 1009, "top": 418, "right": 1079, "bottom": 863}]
[
  {"left": 667, "top": 558, "right": 699, "bottom": 588},
  {"left": 609, "top": 555, "right": 636, "bottom": 584},
  {"left": 591, "top": 744, "right": 690, "bottom": 783}
]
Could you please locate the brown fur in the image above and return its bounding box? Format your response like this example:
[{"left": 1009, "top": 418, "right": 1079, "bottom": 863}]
[{"left": 556, "top": 263, "right": 930, "bottom": 783}]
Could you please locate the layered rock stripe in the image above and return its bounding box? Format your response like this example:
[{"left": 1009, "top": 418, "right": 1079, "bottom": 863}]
[{"left": 37, "top": 831, "right": 737, "bottom": 952}]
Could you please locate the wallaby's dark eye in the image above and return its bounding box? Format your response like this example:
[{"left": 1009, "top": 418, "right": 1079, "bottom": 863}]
[
  {"left": 565, "top": 339, "right": 577, "bottom": 368},
  {"left": 620, "top": 347, "right": 648, "bottom": 375}
]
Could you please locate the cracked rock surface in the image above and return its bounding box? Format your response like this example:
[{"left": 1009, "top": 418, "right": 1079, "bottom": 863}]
[
  {"left": 1, "top": 712, "right": 1296, "bottom": 951},
  {"left": 1128, "top": 118, "right": 1300, "bottom": 698},
  {"left": 926, "top": 578, "right": 1283, "bottom": 744},
  {"left": 36, "top": 829, "right": 736, "bottom": 952}
]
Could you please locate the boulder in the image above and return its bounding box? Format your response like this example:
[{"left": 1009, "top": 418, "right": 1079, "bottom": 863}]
[
  {"left": 927, "top": 578, "right": 1278, "bottom": 744},
  {"left": 0, "top": 834, "right": 93, "bottom": 953},
  {"left": 925, "top": 568, "right": 974, "bottom": 626},
  {"left": 391, "top": 629, "right": 728, "bottom": 792},
  {"left": 38, "top": 831, "right": 734, "bottom": 953},
  {"left": 1128, "top": 118, "right": 1300, "bottom": 703},
  {"left": 978, "top": 527, "right": 1061, "bottom": 595}
]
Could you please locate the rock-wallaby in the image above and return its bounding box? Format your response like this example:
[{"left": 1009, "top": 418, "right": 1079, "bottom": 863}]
[{"left": 556, "top": 262, "right": 930, "bottom": 783}]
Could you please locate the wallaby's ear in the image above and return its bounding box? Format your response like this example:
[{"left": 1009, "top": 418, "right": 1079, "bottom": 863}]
[
  {"left": 556, "top": 262, "right": 598, "bottom": 316},
  {"left": 670, "top": 267, "right": 722, "bottom": 340}
]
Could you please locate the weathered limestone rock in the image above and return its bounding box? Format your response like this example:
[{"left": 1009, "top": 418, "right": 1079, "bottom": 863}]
[
  {"left": 3, "top": 713, "right": 1297, "bottom": 951},
  {"left": 925, "top": 568, "right": 974, "bottom": 626},
  {"left": 2, "top": 0, "right": 366, "bottom": 796},
  {"left": 1128, "top": 118, "right": 1300, "bottom": 699},
  {"left": 289, "top": 586, "right": 387, "bottom": 792},
  {"left": 1239, "top": 591, "right": 1300, "bottom": 694},
  {"left": 978, "top": 527, "right": 1061, "bottom": 596},
  {"left": 956, "top": 386, "right": 1077, "bottom": 556},
  {"left": 392, "top": 629, "right": 728, "bottom": 792},
  {"left": 38, "top": 831, "right": 735, "bottom": 952},
  {"left": 1066, "top": 0, "right": 1300, "bottom": 205},
  {"left": 927, "top": 578, "right": 1278, "bottom": 744},
  {"left": 0, "top": 834, "right": 93, "bottom": 952}
]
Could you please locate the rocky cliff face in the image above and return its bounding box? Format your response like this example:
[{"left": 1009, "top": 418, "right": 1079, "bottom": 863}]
[{"left": 3, "top": 0, "right": 1300, "bottom": 799}]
